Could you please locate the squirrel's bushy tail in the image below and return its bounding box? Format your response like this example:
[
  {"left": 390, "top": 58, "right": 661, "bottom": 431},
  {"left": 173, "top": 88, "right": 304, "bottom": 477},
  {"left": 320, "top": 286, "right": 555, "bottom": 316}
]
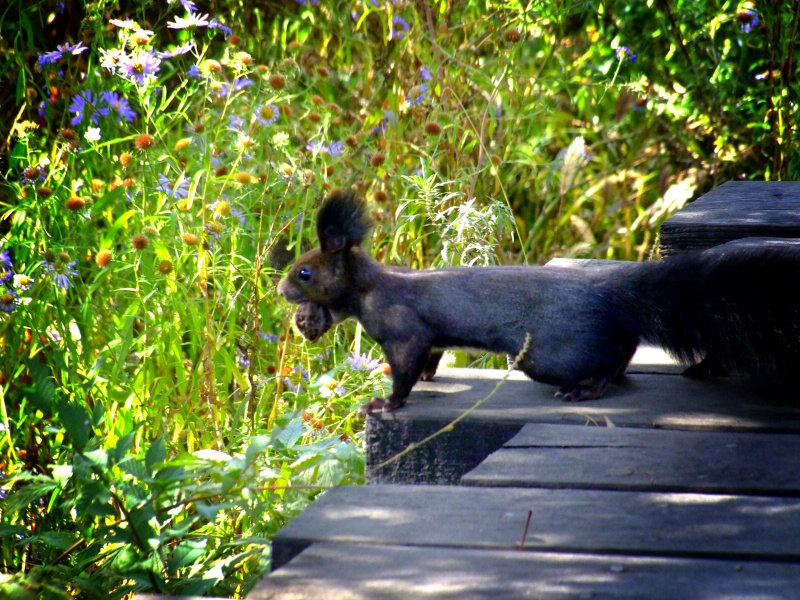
[{"left": 627, "top": 238, "right": 800, "bottom": 374}]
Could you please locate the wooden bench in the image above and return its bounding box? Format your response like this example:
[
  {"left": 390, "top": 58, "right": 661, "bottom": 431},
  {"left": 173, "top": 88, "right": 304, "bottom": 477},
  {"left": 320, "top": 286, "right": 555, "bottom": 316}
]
[{"left": 250, "top": 181, "right": 800, "bottom": 598}]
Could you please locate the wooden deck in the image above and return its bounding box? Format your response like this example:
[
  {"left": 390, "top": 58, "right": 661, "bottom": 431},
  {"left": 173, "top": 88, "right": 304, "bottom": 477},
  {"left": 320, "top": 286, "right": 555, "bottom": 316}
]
[
  {"left": 250, "top": 181, "right": 800, "bottom": 598},
  {"left": 251, "top": 362, "right": 800, "bottom": 599}
]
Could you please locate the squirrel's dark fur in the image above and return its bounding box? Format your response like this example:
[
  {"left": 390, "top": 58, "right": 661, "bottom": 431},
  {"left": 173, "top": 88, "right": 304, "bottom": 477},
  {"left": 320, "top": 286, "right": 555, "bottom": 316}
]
[{"left": 278, "top": 190, "right": 800, "bottom": 414}]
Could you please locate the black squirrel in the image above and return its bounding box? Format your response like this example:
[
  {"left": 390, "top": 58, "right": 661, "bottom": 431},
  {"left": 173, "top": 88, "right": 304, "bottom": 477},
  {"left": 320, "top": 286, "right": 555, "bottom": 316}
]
[{"left": 278, "top": 190, "right": 800, "bottom": 414}]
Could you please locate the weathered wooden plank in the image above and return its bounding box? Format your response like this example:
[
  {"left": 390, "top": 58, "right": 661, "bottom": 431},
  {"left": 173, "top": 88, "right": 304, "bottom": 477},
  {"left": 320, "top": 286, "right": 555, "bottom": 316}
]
[
  {"left": 462, "top": 423, "right": 800, "bottom": 494},
  {"left": 660, "top": 181, "right": 800, "bottom": 254},
  {"left": 271, "top": 484, "right": 800, "bottom": 570},
  {"left": 366, "top": 368, "right": 800, "bottom": 483},
  {"left": 253, "top": 542, "right": 800, "bottom": 600}
]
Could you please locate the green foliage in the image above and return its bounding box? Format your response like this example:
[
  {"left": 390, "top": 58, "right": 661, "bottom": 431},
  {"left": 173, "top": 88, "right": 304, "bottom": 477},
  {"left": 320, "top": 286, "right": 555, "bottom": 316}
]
[{"left": 0, "top": 0, "right": 797, "bottom": 596}]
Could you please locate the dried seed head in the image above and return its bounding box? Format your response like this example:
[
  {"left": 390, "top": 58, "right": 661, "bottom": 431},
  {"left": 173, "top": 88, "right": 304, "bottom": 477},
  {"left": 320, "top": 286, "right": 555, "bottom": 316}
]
[
  {"left": 424, "top": 121, "right": 442, "bottom": 135},
  {"left": 214, "top": 200, "right": 231, "bottom": 217},
  {"left": 36, "top": 187, "right": 53, "bottom": 197},
  {"left": 157, "top": 259, "right": 173, "bottom": 274},
  {"left": 373, "top": 190, "right": 388, "bottom": 203},
  {"left": 95, "top": 249, "right": 112, "bottom": 267},
  {"left": 203, "top": 59, "right": 222, "bottom": 73},
  {"left": 135, "top": 134, "right": 155, "bottom": 150},
  {"left": 235, "top": 171, "right": 254, "bottom": 184},
  {"left": 183, "top": 232, "right": 199, "bottom": 246},
  {"left": 269, "top": 73, "right": 286, "bottom": 90},
  {"left": 371, "top": 153, "right": 385, "bottom": 167},
  {"left": 66, "top": 196, "right": 86, "bottom": 211},
  {"left": 120, "top": 152, "right": 132, "bottom": 167},
  {"left": 504, "top": 28, "right": 522, "bottom": 43},
  {"left": 132, "top": 234, "right": 149, "bottom": 250}
]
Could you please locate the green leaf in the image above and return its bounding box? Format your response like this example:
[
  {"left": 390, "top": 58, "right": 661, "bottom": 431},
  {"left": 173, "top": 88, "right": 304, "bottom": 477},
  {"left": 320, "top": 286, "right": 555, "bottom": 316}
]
[
  {"left": 57, "top": 400, "right": 91, "bottom": 452},
  {"left": 244, "top": 435, "right": 270, "bottom": 467},
  {"left": 32, "top": 530, "right": 76, "bottom": 550},
  {"left": 0, "top": 523, "right": 27, "bottom": 537},
  {"left": 82, "top": 448, "right": 109, "bottom": 468},
  {"left": 119, "top": 456, "right": 149, "bottom": 481},
  {"left": 146, "top": 436, "right": 166, "bottom": 474},
  {"left": 110, "top": 431, "right": 136, "bottom": 464},
  {"left": 24, "top": 359, "right": 56, "bottom": 412},
  {"left": 167, "top": 538, "right": 207, "bottom": 571},
  {"left": 274, "top": 417, "right": 305, "bottom": 449}
]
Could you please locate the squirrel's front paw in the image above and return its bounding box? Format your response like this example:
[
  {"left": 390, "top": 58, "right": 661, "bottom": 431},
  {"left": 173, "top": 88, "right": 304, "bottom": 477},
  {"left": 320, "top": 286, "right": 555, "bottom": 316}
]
[{"left": 357, "top": 396, "right": 406, "bottom": 417}]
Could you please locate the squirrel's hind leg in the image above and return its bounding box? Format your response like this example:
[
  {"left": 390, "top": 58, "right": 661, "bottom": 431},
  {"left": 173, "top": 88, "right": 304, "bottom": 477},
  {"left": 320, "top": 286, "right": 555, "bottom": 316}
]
[{"left": 420, "top": 351, "right": 443, "bottom": 381}]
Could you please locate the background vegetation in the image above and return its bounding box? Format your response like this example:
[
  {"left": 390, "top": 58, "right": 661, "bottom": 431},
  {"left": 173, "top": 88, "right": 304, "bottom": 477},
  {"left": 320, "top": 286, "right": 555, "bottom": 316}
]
[{"left": 0, "top": 0, "right": 797, "bottom": 596}]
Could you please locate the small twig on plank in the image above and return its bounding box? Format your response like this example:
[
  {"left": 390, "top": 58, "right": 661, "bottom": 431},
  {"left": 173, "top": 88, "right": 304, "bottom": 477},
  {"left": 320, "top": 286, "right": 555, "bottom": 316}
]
[{"left": 518, "top": 509, "right": 533, "bottom": 551}]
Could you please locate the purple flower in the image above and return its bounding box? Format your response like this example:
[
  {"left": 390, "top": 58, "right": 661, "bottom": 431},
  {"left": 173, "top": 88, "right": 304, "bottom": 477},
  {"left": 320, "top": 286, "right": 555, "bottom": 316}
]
[
  {"left": 256, "top": 103, "right": 279, "bottom": 126},
  {"left": 20, "top": 165, "right": 46, "bottom": 185},
  {"left": 157, "top": 42, "right": 195, "bottom": 59},
  {"left": 38, "top": 41, "right": 87, "bottom": 67},
  {"left": 99, "top": 47, "right": 125, "bottom": 72},
  {"left": 119, "top": 50, "right": 161, "bottom": 86},
  {"left": 0, "top": 246, "right": 12, "bottom": 270},
  {"left": 42, "top": 260, "right": 78, "bottom": 291},
  {"left": 615, "top": 46, "right": 636, "bottom": 63},
  {"left": 38, "top": 49, "right": 63, "bottom": 67},
  {"left": 204, "top": 222, "right": 222, "bottom": 241},
  {"left": 158, "top": 173, "right": 189, "bottom": 199},
  {"left": 738, "top": 9, "right": 759, "bottom": 33},
  {"left": 58, "top": 42, "right": 87, "bottom": 57},
  {"left": 408, "top": 83, "right": 428, "bottom": 107},
  {"left": 179, "top": 0, "right": 197, "bottom": 10},
  {"left": 306, "top": 140, "right": 344, "bottom": 157},
  {"left": 228, "top": 114, "right": 246, "bottom": 131},
  {"left": 391, "top": 15, "right": 410, "bottom": 39},
  {"left": 187, "top": 64, "right": 204, "bottom": 80},
  {"left": 754, "top": 70, "right": 779, "bottom": 81},
  {"left": 420, "top": 66, "right": 433, "bottom": 82},
  {"left": 328, "top": 140, "right": 344, "bottom": 156},
  {"left": 0, "top": 269, "right": 12, "bottom": 285},
  {"left": 259, "top": 331, "right": 279, "bottom": 344},
  {"left": 208, "top": 19, "right": 232, "bottom": 38},
  {"left": 347, "top": 352, "right": 381, "bottom": 371},
  {"left": 102, "top": 91, "right": 137, "bottom": 123},
  {"left": 68, "top": 90, "right": 109, "bottom": 126},
  {"left": 168, "top": 12, "right": 209, "bottom": 29},
  {"left": 0, "top": 290, "right": 18, "bottom": 313}
]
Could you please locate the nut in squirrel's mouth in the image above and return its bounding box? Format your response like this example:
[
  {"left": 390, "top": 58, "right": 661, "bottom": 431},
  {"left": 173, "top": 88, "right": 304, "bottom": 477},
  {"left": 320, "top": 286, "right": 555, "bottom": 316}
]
[{"left": 293, "top": 301, "right": 333, "bottom": 342}]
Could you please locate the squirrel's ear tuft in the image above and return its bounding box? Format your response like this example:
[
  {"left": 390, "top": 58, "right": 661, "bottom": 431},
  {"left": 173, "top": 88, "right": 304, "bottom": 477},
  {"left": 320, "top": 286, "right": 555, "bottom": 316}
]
[{"left": 316, "top": 190, "right": 372, "bottom": 254}]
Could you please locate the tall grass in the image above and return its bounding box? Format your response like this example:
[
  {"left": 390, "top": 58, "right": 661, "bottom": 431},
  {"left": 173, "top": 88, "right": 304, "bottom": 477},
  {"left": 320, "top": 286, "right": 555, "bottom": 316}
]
[{"left": 0, "top": 0, "right": 797, "bottom": 596}]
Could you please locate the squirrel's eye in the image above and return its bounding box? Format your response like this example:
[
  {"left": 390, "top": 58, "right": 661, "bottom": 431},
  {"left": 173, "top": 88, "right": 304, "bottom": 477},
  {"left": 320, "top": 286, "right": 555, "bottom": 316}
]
[{"left": 297, "top": 266, "right": 312, "bottom": 282}]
